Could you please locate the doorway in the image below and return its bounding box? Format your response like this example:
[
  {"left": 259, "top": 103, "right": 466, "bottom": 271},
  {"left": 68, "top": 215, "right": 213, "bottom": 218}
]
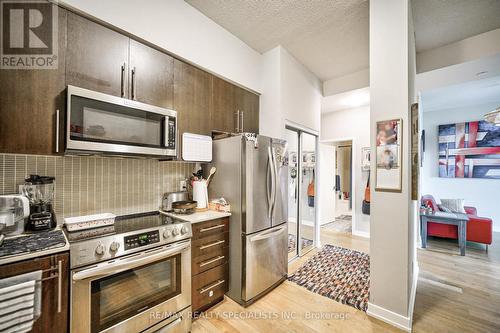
[
  {"left": 319, "top": 140, "right": 353, "bottom": 235},
  {"left": 286, "top": 126, "right": 318, "bottom": 261}
]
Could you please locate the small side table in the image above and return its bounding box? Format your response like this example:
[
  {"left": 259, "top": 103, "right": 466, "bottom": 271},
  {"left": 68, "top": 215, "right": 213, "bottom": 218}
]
[{"left": 420, "top": 211, "right": 470, "bottom": 256}]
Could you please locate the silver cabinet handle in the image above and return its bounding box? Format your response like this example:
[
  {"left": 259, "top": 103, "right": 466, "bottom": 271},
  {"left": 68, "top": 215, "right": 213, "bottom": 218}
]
[
  {"left": 199, "top": 255, "right": 225, "bottom": 267},
  {"left": 131, "top": 66, "right": 136, "bottom": 100},
  {"left": 240, "top": 110, "right": 244, "bottom": 133},
  {"left": 57, "top": 260, "right": 62, "bottom": 313},
  {"left": 199, "top": 224, "right": 225, "bottom": 233},
  {"left": 120, "top": 62, "right": 126, "bottom": 98},
  {"left": 55, "top": 109, "right": 60, "bottom": 153},
  {"left": 235, "top": 110, "right": 240, "bottom": 133},
  {"left": 199, "top": 280, "right": 225, "bottom": 294},
  {"left": 199, "top": 239, "right": 225, "bottom": 250}
]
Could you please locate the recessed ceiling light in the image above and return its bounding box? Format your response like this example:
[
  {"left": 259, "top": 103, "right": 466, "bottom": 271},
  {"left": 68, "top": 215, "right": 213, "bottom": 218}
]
[{"left": 476, "top": 71, "right": 488, "bottom": 77}]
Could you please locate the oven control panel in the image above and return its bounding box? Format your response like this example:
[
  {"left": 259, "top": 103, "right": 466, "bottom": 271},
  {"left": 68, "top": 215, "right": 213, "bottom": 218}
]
[{"left": 124, "top": 230, "right": 160, "bottom": 250}]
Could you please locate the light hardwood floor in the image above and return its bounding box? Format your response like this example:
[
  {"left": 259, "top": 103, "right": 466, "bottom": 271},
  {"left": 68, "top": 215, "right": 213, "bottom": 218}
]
[{"left": 192, "top": 228, "right": 500, "bottom": 333}]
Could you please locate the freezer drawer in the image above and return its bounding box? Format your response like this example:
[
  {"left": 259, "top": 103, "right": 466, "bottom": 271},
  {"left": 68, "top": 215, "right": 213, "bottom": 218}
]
[{"left": 243, "top": 224, "right": 287, "bottom": 302}]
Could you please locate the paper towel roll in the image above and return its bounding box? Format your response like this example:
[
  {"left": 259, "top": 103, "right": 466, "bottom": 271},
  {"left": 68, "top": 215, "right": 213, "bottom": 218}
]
[{"left": 193, "top": 181, "right": 208, "bottom": 209}]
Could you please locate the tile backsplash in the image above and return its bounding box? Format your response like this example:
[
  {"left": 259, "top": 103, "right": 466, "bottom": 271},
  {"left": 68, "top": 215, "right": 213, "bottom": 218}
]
[{"left": 0, "top": 154, "right": 195, "bottom": 222}]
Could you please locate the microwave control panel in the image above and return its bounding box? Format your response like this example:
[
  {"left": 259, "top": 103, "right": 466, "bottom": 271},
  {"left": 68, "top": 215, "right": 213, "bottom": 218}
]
[
  {"left": 124, "top": 230, "right": 160, "bottom": 250},
  {"left": 166, "top": 118, "right": 176, "bottom": 150}
]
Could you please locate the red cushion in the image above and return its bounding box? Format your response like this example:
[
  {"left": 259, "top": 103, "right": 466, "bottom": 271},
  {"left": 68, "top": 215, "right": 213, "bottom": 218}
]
[
  {"left": 464, "top": 206, "right": 477, "bottom": 215},
  {"left": 467, "top": 215, "right": 493, "bottom": 244}
]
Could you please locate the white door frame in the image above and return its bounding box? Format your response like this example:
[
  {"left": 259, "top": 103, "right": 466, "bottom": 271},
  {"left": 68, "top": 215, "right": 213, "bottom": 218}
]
[{"left": 319, "top": 137, "right": 362, "bottom": 237}]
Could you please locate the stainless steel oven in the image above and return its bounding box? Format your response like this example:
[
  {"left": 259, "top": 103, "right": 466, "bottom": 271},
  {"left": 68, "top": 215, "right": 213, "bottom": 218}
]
[
  {"left": 71, "top": 240, "right": 191, "bottom": 333},
  {"left": 66, "top": 85, "right": 177, "bottom": 157}
]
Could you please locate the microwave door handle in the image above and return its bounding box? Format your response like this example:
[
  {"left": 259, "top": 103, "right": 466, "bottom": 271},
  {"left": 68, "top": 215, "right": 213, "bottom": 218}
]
[
  {"left": 164, "top": 116, "right": 169, "bottom": 148},
  {"left": 72, "top": 241, "right": 190, "bottom": 281}
]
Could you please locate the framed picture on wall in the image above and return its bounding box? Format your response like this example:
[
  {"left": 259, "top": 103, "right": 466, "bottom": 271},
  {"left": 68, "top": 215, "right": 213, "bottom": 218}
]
[{"left": 375, "top": 118, "right": 403, "bottom": 192}]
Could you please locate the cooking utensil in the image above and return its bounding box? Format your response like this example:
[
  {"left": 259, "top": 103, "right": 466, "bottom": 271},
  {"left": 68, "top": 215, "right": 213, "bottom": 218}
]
[
  {"left": 172, "top": 200, "right": 197, "bottom": 214},
  {"left": 206, "top": 167, "right": 217, "bottom": 186}
]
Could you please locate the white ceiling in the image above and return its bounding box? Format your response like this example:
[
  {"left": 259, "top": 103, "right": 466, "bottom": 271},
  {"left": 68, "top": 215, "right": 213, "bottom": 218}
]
[
  {"left": 185, "top": 0, "right": 369, "bottom": 82},
  {"left": 186, "top": 0, "right": 500, "bottom": 84},
  {"left": 412, "top": 0, "right": 500, "bottom": 53},
  {"left": 421, "top": 75, "right": 500, "bottom": 112}
]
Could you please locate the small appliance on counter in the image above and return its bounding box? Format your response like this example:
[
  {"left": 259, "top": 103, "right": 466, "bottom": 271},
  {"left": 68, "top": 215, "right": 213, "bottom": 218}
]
[
  {"left": 23, "top": 175, "right": 57, "bottom": 231},
  {"left": 161, "top": 191, "right": 189, "bottom": 212},
  {"left": 0, "top": 195, "right": 30, "bottom": 238}
]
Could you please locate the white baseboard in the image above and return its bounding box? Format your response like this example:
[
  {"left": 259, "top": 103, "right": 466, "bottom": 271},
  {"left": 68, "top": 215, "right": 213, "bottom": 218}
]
[
  {"left": 352, "top": 230, "right": 370, "bottom": 238},
  {"left": 367, "top": 303, "right": 412, "bottom": 332},
  {"left": 408, "top": 264, "right": 419, "bottom": 325}
]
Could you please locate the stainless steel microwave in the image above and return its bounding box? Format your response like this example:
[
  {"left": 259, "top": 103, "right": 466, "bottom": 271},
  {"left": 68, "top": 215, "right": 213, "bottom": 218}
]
[{"left": 66, "top": 85, "right": 177, "bottom": 158}]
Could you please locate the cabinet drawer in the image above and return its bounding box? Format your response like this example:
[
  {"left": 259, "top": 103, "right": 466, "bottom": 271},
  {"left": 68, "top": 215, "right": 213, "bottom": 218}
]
[
  {"left": 192, "top": 246, "right": 228, "bottom": 275},
  {"left": 192, "top": 264, "right": 228, "bottom": 312},
  {"left": 192, "top": 232, "right": 228, "bottom": 258},
  {"left": 192, "top": 218, "right": 229, "bottom": 240}
]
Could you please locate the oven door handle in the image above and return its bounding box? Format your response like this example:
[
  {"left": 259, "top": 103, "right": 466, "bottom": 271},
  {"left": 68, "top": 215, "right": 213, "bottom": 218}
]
[{"left": 72, "top": 241, "right": 190, "bottom": 281}]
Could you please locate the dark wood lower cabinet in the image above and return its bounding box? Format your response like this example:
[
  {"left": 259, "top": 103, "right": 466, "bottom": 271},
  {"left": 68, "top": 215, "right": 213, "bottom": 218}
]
[
  {"left": 191, "top": 218, "right": 229, "bottom": 313},
  {"left": 0, "top": 252, "right": 69, "bottom": 333}
]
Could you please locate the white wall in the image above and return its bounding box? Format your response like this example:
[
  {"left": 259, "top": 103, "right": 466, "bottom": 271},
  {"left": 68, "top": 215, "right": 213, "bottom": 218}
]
[
  {"left": 368, "top": 0, "right": 415, "bottom": 329},
  {"left": 417, "top": 28, "right": 500, "bottom": 74},
  {"left": 321, "top": 107, "right": 370, "bottom": 236},
  {"left": 280, "top": 47, "right": 322, "bottom": 134},
  {"left": 421, "top": 102, "right": 500, "bottom": 232},
  {"left": 60, "top": 0, "right": 262, "bottom": 92},
  {"left": 259, "top": 47, "right": 283, "bottom": 138},
  {"left": 260, "top": 46, "right": 322, "bottom": 139}
]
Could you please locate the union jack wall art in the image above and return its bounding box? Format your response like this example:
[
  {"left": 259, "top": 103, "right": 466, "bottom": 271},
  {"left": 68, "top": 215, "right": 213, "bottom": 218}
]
[{"left": 438, "top": 120, "right": 500, "bottom": 179}]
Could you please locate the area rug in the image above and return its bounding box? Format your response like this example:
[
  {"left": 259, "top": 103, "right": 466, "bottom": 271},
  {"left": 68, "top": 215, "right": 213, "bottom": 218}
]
[
  {"left": 288, "top": 244, "right": 370, "bottom": 311},
  {"left": 321, "top": 214, "right": 352, "bottom": 233},
  {"left": 288, "top": 234, "right": 313, "bottom": 253}
]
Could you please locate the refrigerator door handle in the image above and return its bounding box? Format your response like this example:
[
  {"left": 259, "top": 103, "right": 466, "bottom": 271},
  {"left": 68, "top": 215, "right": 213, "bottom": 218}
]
[
  {"left": 266, "top": 151, "right": 272, "bottom": 218},
  {"left": 268, "top": 147, "right": 276, "bottom": 219},
  {"left": 271, "top": 147, "right": 279, "bottom": 218}
]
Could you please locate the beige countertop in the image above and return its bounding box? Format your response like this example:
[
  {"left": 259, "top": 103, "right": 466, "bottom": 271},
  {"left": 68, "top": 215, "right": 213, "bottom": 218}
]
[{"left": 161, "top": 210, "right": 231, "bottom": 224}]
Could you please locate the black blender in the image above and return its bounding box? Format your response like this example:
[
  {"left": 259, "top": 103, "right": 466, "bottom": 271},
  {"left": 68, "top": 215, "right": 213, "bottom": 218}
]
[{"left": 23, "top": 175, "right": 57, "bottom": 231}]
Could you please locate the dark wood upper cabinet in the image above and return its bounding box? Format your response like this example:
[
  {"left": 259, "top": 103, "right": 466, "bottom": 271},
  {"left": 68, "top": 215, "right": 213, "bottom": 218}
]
[
  {"left": 66, "top": 12, "right": 129, "bottom": 97},
  {"left": 0, "top": 252, "right": 70, "bottom": 333},
  {"left": 211, "top": 76, "right": 237, "bottom": 133},
  {"left": 173, "top": 60, "right": 212, "bottom": 153},
  {"left": 235, "top": 86, "right": 259, "bottom": 134},
  {"left": 129, "top": 40, "right": 174, "bottom": 108},
  {"left": 0, "top": 6, "right": 67, "bottom": 155}
]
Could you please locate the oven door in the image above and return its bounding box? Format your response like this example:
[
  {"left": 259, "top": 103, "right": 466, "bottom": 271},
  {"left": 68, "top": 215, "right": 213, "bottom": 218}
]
[
  {"left": 71, "top": 241, "right": 191, "bottom": 333},
  {"left": 66, "top": 85, "right": 177, "bottom": 157}
]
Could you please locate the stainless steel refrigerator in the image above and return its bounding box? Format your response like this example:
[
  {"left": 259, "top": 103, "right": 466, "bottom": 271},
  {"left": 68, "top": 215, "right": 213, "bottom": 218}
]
[{"left": 206, "top": 133, "right": 288, "bottom": 306}]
